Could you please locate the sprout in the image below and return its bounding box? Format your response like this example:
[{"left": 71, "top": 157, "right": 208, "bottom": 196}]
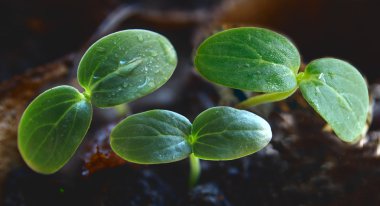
[
  {"left": 195, "top": 27, "right": 369, "bottom": 143},
  {"left": 110, "top": 107, "right": 271, "bottom": 187},
  {"left": 18, "top": 29, "right": 177, "bottom": 174}
]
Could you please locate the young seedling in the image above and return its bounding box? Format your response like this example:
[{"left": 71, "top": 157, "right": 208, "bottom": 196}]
[
  {"left": 110, "top": 106, "right": 272, "bottom": 187},
  {"left": 194, "top": 27, "right": 369, "bottom": 143},
  {"left": 18, "top": 29, "right": 177, "bottom": 174}
]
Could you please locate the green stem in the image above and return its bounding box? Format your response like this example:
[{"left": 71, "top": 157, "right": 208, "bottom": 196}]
[
  {"left": 236, "top": 87, "right": 298, "bottom": 109},
  {"left": 189, "top": 153, "right": 201, "bottom": 188}
]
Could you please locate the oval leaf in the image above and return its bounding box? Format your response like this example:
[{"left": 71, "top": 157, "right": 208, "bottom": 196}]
[
  {"left": 194, "top": 27, "right": 300, "bottom": 92},
  {"left": 78, "top": 29, "right": 177, "bottom": 107},
  {"left": 191, "top": 106, "right": 272, "bottom": 160},
  {"left": 299, "top": 58, "right": 369, "bottom": 142},
  {"left": 18, "top": 86, "right": 92, "bottom": 174},
  {"left": 110, "top": 110, "right": 192, "bottom": 164}
]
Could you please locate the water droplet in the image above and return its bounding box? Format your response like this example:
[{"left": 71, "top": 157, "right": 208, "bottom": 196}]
[
  {"left": 97, "top": 47, "right": 106, "bottom": 52},
  {"left": 119, "top": 60, "right": 127, "bottom": 65},
  {"left": 151, "top": 51, "right": 158, "bottom": 57},
  {"left": 117, "top": 58, "right": 143, "bottom": 76},
  {"left": 316, "top": 87, "right": 321, "bottom": 94},
  {"left": 318, "top": 73, "right": 326, "bottom": 83},
  {"left": 137, "top": 77, "right": 148, "bottom": 88}
]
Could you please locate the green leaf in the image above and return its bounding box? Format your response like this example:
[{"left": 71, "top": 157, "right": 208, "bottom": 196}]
[
  {"left": 299, "top": 58, "right": 369, "bottom": 142},
  {"left": 18, "top": 86, "right": 92, "bottom": 174},
  {"left": 110, "top": 110, "right": 192, "bottom": 164},
  {"left": 191, "top": 106, "right": 272, "bottom": 160},
  {"left": 78, "top": 29, "right": 177, "bottom": 107},
  {"left": 194, "top": 27, "right": 300, "bottom": 92}
]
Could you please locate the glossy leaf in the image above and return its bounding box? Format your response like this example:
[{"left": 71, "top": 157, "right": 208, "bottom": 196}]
[
  {"left": 299, "top": 58, "right": 369, "bottom": 142},
  {"left": 18, "top": 86, "right": 92, "bottom": 174},
  {"left": 191, "top": 107, "right": 272, "bottom": 160},
  {"left": 194, "top": 27, "right": 300, "bottom": 92},
  {"left": 110, "top": 110, "right": 192, "bottom": 164},
  {"left": 78, "top": 29, "right": 177, "bottom": 107}
]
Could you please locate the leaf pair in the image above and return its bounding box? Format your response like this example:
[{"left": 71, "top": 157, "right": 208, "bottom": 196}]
[
  {"left": 195, "top": 27, "right": 369, "bottom": 143},
  {"left": 110, "top": 107, "right": 272, "bottom": 163},
  {"left": 18, "top": 30, "right": 177, "bottom": 174}
]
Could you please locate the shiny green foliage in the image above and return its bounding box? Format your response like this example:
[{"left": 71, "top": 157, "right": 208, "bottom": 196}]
[
  {"left": 110, "top": 107, "right": 272, "bottom": 163},
  {"left": 78, "top": 29, "right": 177, "bottom": 107},
  {"left": 18, "top": 86, "right": 92, "bottom": 174},
  {"left": 195, "top": 27, "right": 300, "bottom": 92},
  {"left": 18, "top": 29, "right": 178, "bottom": 174},
  {"left": 111, "top": 110, "right": 192, "bottom": 164},
  {"left": 194, "top": 27, "right": 369, "bottom": 142},
  {"left": 299, "top": 58, "right": 369, "bottom": 142},
  {"left": 191, "top": 107, "right": 272, "bottom": 160}
]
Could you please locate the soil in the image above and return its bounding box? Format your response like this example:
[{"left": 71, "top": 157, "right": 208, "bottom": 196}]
[
  {"left": 1, "top": 0, "right": 380, "bottom": 205},
  {"left": 3, "top": 86, "right": 380, "bottom": 206}
]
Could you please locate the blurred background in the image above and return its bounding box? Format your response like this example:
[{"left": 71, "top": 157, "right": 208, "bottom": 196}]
[
  {"left": 1, "top": 0, "right": 380, "bottom": 81},
  {"left": 1, "top": 0, "right": 380, "bottom": 205}
]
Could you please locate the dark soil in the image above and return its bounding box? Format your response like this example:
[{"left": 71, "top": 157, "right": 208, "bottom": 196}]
[{"left": 3, "top": 79, "right": 380, "bottom": 206}]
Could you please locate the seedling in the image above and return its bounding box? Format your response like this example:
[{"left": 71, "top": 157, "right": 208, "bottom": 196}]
[
  {"left": 110, "top": 106, "right": 271, "bottom": 187},
  {"left": 18, "top": 26, "right": 368, "bottom": 190},
  {"left": 194, "top": 27, "right": 369, "bottom": 143},
  {"left": 18, "top": 29, "right": 177, "bottom": 174}
]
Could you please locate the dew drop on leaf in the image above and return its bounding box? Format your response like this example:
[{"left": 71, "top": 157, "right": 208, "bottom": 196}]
[
  {"left": 151, "top": 51, "right": 158, "bottom": 57},
  {"left": 137, "top": 34, "right": 144, "bottom": 41},
  {"left": 97, "top": 47, "right": 105, "bottom": 52},
  {"left": 137, "top": 77, "right": 148, "bottom": 88},
  {"left": 318, "top": 73, "right": 326, "bottom": 83},
  {"left": 316, "top": 87, "right": 321, "bottom": 94}
]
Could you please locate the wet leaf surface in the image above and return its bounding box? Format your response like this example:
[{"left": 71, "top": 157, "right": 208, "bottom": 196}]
[
  {"left": 78, "top": 30, "right": 177, "bottom": 107},
  {"left": 110, "top": 110, "right": 192, "bottom": 164},
  {"left": 299, "top": 58, "right": 369, "bottom": 142},
  {"left": 195, "top": 27, "right": 300, "bottom": 92},
  {"left": 18, "top": 86, "right": 92, "bottom": 174},
  {"left": 192, "top": 106, "right": 272, "bottom": 160}
]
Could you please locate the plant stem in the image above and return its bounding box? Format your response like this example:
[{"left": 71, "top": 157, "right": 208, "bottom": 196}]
[
  {"left": 236, "top": 87, "right": 298, "bottom": 109},
  {"left": 189, "top": 153, "right": 201, "bottom": 188}
]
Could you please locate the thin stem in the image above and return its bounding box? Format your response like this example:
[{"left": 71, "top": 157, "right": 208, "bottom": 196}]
[
  {"left": 188, "top": 153, "right": 201, "bottom": 188},
  {"left": 236, "top": 87, "right": 298, "bottom": 109}
]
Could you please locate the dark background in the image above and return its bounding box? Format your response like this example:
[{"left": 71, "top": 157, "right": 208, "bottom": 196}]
[{"left": 1, "top": 0, "right": 380, "bottom": 82}]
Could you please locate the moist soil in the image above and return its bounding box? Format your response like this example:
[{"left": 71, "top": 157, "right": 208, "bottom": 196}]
[{"left": 3, "top": 76, "right": 380, "bottom": 205}]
